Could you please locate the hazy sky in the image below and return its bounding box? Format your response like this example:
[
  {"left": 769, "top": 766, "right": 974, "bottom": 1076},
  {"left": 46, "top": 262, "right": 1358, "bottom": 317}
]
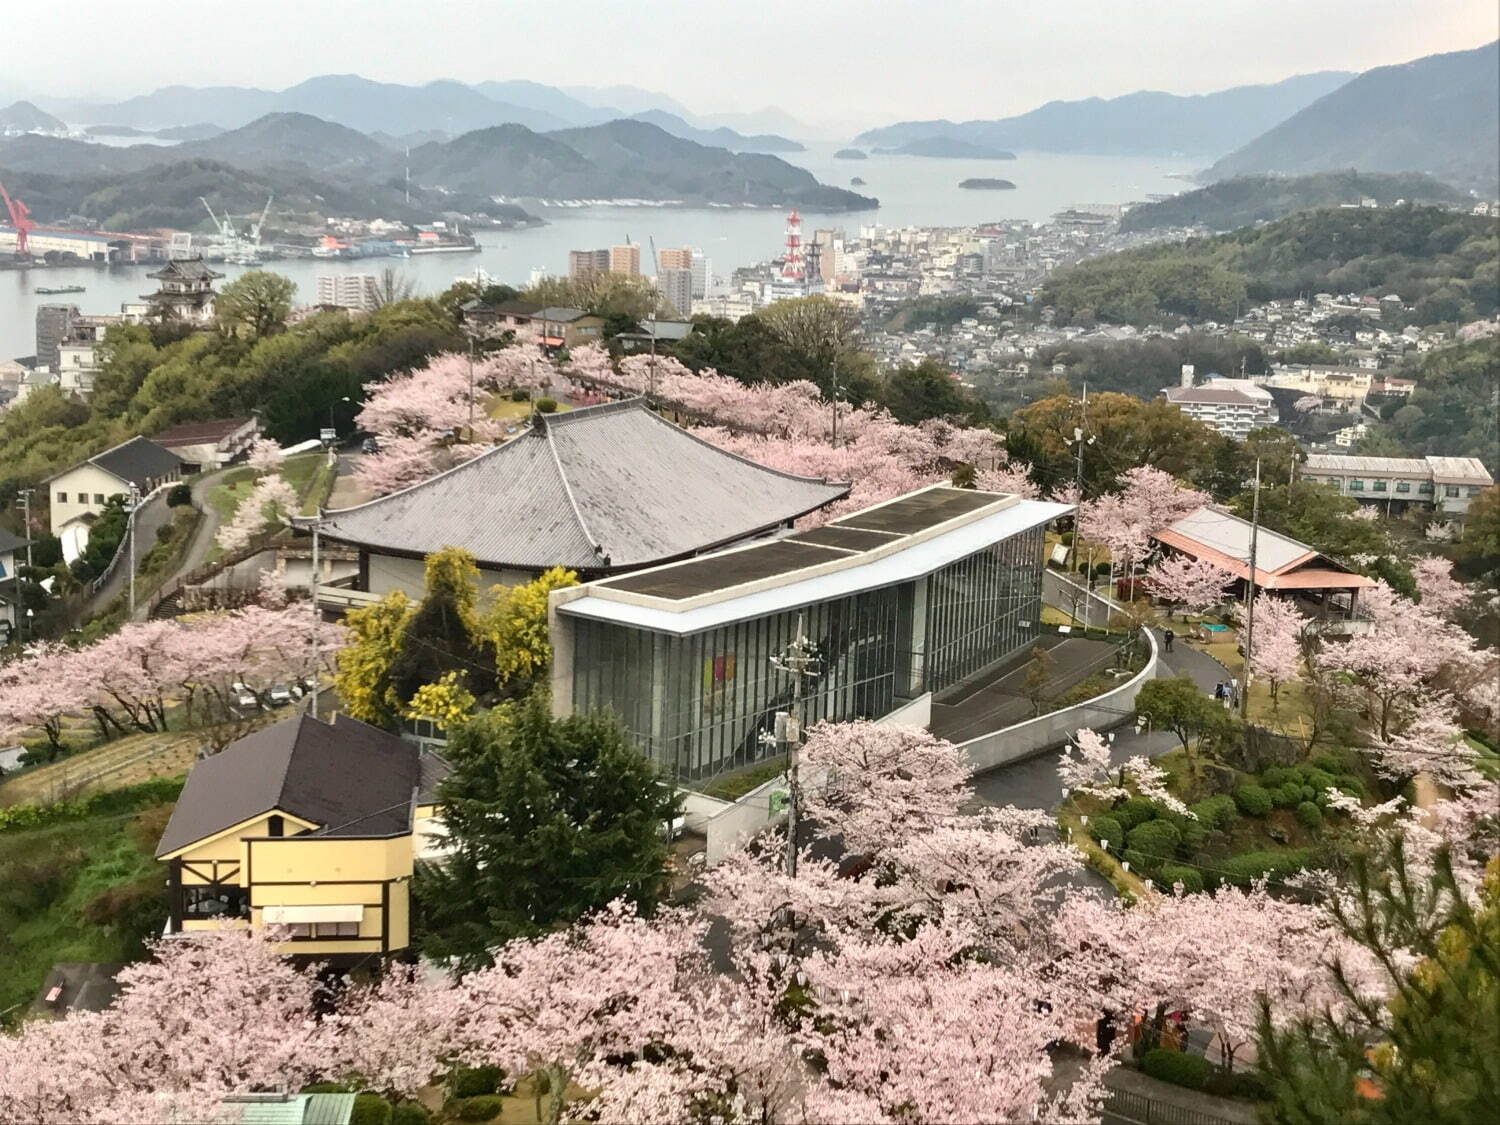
[{"left": 7, "top": 0, "right": 1497, "bottom": 131}]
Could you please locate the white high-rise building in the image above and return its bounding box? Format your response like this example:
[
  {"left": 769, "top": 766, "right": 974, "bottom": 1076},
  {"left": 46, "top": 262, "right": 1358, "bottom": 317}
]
[
  {"left": 690, "top": 249, "right": 710, "bottom": 299},
  {"left": 658, "top": 267, "right": 694, "bottom": 317},
  {"left": 316, "top": 274, "right": 379, "bottom": 312}
]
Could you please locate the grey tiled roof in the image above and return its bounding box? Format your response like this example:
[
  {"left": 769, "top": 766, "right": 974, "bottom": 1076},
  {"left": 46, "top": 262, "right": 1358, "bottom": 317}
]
[
  {"left": 0, "top": 527, "right": 29, "bottom": 555},
  {"left": 156, "top": 714, "right": 440, "bottom": 857},
  {"left": 44, "top": 435, "right": 183, "bottom": 487},
  {"left": 317, "top": 399, "right": 849, "bottom": 571}
]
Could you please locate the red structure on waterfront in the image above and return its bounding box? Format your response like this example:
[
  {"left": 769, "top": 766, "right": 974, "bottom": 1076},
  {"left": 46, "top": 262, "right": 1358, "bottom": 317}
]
[{"left": 780, "top": 209, "right": 804, "bottom": 281}]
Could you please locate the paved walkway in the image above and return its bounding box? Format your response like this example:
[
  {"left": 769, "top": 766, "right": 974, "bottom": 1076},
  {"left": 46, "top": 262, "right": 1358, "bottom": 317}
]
[
  {"left": 930, "top": 636, "right": 1119, "bottom": 743},
  {"left": 81, "top": 488, "right": 174, "bottom": 620},
  {"left": 970, "top": 628, "right": 1228, "bottom": 813}
]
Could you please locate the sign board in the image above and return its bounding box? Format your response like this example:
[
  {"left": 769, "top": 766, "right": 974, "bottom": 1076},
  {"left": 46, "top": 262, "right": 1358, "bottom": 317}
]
[
  {"left": 1049, "top": 543, "right": 1070, "bottom": 566},
  {"left": 768, "top": 788, "right": 791, "bottom": 816},
  {"left": 319, "top": 428, "right": 337, "bottom": 444}
]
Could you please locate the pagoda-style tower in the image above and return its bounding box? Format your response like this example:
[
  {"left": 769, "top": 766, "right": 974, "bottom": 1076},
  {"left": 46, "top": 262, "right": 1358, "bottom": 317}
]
[{"left": 142, "top": 257, "right": 224, "bottom": 323}]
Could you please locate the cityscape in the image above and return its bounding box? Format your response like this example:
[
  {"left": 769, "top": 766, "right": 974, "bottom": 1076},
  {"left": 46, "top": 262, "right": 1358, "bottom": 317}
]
[{"left": 0, "top": 4, "right": 1497, "bottom": 1124}]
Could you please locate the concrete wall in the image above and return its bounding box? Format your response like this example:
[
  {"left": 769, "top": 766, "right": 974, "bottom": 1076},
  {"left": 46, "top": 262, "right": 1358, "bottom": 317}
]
[
  {"left": 882, "top": 693, "right": 932, "bottom": 727},
  {"left": 704, "top": 772, "right": 789, "bottom": 867}
]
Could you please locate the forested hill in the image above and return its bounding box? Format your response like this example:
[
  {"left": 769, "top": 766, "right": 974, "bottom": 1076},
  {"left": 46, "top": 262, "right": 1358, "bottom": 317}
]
[
  {"left": 1207, "top": 40, "right": 1500, "bottom": 193},
  {"left": 1120, "top": 172, "right": 1467, "bottom": 233},
  {"left": 1040, "top": 206, "right": 1499, "bottom": 326}
]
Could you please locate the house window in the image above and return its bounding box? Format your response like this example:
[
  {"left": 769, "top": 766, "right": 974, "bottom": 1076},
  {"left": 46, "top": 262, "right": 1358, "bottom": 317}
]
[
  {"left": 56, "top": 491, "right": 66, "bottom": 504},
  {"left": 283, "top": 920, "right": 360, "bottom": 939},
  {"left": 1372, "top": 480, "right": 1387, "bottom": 492},
  {"left": 1419, "top": 482, "right": 1434, "bottom": 494},
  {"left": 1349, "top": 480, "right": 1364, "bottom": 491},
  {"left": 1396, "top": 482, "right": 1411, "bottom": 493},
  {"left": 1445, "top": 486, "right": 1460, "bottom": 498},
  {"left": 93, "top": 493, "right": 105, "bottom": 505},
  {"left": 1470, "top": 487, "right": 1482, "bottom": 497},
  {"left": 267, "top": 815, "right": 284, "bottom": 837},
  {"left": 183, "top": 885, "right": 248, "bottom": 918}
]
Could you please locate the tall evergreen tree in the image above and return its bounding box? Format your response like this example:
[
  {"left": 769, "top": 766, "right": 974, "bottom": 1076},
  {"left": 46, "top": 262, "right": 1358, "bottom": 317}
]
[{"left": 414, "top": 695, "right": 679, "bottom": 970}]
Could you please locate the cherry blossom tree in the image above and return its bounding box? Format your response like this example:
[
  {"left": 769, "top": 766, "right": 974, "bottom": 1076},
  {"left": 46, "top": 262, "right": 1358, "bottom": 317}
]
[
  {"left": 1239, "top": 593, "right": 1306, "bottom": 705},
  {"left": 1080, "top": 468, "right": 1207, "bottom": 589},
  {"left": 245, "top": 436, "right": 285, "bottom": 472},
  {"left": 1057, "top": 728, "right": 1192, "bottom": 817},
  {"left": 216, "top": 472, "right": 298, "bottom": 553},
  {"left": 1412, "top": 556, "right": 1470, "bottom": 620},
  {"left": 1144, "top": 553, "right": 1234, "bottom": 620}
]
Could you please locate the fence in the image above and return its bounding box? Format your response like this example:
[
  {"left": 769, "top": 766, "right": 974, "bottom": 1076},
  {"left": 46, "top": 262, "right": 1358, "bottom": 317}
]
[{"left": 1104, "top": 1087, "right": 1247, "bottom": 1125}]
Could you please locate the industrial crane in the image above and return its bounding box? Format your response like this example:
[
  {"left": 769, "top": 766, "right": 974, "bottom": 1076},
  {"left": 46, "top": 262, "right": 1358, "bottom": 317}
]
[
  {"left": 200, "top": 197, "right": 237, "bottom": 242},
  {"left": 248, "top": 194, "right": 274, "bottom": 247},
  {"left": 0, "top": 179, "right": 37, "bottom": 258}
]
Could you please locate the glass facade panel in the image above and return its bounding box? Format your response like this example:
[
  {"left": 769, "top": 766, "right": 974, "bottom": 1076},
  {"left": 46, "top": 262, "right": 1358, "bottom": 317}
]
[{"left": 570, "top": 523, "right": 1047, "bottom": 783}]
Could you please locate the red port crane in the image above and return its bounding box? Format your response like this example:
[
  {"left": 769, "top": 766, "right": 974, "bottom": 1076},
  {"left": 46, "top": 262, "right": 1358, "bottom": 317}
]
[{"left": 0, "top": 179, "right": 37, "bottom": 257}]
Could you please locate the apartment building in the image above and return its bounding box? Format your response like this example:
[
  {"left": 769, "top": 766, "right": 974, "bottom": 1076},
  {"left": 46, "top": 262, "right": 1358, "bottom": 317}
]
[
  {"left": 568, "top": 248, "right": 611, "bottom": 278},
  {"left": 609, "top": 243, "right": 641, "bottom": 276},
  {"left": 657, "top": 247, "right": 693, "bottom": 271},
  {"left": 1160, "top": 378, "right": 1277, "bottom": 437},
  {"left": 1302, "top": 454, "right": 1495, "bottom": 518},
  {"left": 657, "top": 266, "right": 693, "bottom": 317},
  {"left": 315, "top": 274, "right": 379, "bottom": 312}
]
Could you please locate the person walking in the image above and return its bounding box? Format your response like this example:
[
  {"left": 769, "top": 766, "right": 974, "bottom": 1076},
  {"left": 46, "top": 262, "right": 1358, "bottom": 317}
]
[
  {"left": 1163, "top": 627, "right": 1175, "bottom": 653},
  {"left": 1214, "top": 682, "right": 1226, "bottom": 704}
]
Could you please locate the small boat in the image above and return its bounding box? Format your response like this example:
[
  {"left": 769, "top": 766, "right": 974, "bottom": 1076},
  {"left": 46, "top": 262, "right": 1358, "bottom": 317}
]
[{"left": 35, "top": 285, "right": 86, "bottom": 295}]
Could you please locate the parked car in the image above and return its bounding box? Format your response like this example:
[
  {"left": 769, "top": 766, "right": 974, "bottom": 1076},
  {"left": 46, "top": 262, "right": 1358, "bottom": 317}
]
[
  {"left": 231, "top": 682, "right": 260, "bottom": 712},
  {"left": 361, "top": 436, "right": 380, "bottom": 454},
  {"left": 268, "top": 683, "right": 293, "bottom": 708}
]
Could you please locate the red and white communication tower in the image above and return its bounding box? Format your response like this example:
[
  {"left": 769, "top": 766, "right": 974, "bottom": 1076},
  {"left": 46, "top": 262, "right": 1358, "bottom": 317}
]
[{"left": 779, "top": 209, "right": 804, "bottom": 281}]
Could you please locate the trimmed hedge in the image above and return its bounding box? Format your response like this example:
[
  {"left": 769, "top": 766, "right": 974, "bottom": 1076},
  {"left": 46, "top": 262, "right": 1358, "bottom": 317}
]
[
  {"left": 1090, "top": 815, "right": 1124, "bottom": 854},
  {"left": 1157, "top": 863, "right": 1205, "bottom": 894},
  {"left": 456, "top": 1096, "right": 504, "bottom": 1121},
  {"left": 1219, "top": 848, "right": 1316, "bottom": 886},
  {"left": 536, "top": 397, "right": 559, "bottom": 414},
  {"left": 1113, "top": 796, "right": 1159, "bottom": 830},
  {"left": 349, "top": 1094, "right": 392, "bottom": 1125},
  {"left": 1125, "top": 819, "right": 1181, "bottom": 871},
  {"left": 392, "top": 1104, "right": 430, "bottom": 1125},
  {"left": 1234, "top": 785, "right": 1273, "bottom": 817},
  {"left": 1334, "top": 774, "right": 1365, "bottom": 797},
  {"left": 451, "top": 1066, "right": 504, "bottom": 1098},
  {"left": 1295, "top": 801, "right": 1323, "bottom": 830},
  {"left": 1273, "top": 782, "right": 1303, "bottom": 809},
  {"left": 1142, "top": 1048, "right": 1210, "bottom": 1090},
  {"left": 301, "top": 1084, "right": 351, "bottom": 1094},
  {"left": 0, "top": 777, "right": 185, "bottom": 835},
  {"left": 1190, "top": 794, "right": 1238, "bottom": 831}
]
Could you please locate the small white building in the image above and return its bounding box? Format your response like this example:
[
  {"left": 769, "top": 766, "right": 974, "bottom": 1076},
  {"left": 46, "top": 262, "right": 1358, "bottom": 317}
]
[
  {"left": 151, "top": 417, "right": 261, "bottom": 472},
  {"left": 1303, "top": 454, "right": 1494, "bottom": 518},
  {"left": 44, "top": 436, "right": 184, "bottom": 537}
]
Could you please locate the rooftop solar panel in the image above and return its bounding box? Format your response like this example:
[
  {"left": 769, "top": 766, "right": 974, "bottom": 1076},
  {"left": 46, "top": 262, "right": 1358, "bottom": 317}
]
[
  {"left": 599, "top": 539, "right": 846, "bottom": 600},
  {"left": 835, "top": 487, "right": 1001, "bottom": 535}
]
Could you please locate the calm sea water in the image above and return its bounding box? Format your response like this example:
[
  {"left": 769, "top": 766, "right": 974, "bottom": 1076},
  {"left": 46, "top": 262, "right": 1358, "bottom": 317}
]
[{"left": 0, "top": 146, "right": 1190, "bottom": 358}]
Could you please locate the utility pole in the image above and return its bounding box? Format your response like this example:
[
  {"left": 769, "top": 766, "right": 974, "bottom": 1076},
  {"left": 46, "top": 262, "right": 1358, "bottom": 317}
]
[
  {"left": 768, "top": 613, "right": 820, "bottom": 877},
  {"left": 467, "top": 331, "right": 476, "bottom": 436},
  {"left": 16, "top": 488, "right": 34, "bottom": 569},
  {"left": 1064, "top": 384, "right": 1094, "bottom": 615},
  {"left": 830, "top": 360, "right": 839, "bottom": 448},
  {"left": 309, "top": 513, "right": 321, "bottom": 717},
  {"left": 127, "top": 484, "right": 141, "bottom": 617},
  {"left": 1240, "top": 458, "right": 1262, "bottom": 721}
]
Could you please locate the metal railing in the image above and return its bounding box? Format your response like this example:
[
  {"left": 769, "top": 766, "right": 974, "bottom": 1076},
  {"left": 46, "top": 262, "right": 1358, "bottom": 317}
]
[{"left": 1105, "top": 1087, "right": 1245, "bottom": 1125}]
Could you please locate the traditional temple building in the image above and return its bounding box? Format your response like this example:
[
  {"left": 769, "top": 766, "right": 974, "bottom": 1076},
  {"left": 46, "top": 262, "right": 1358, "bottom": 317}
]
[
  {"left": 311, "top": 399, "right": 850, "bottom": 610},
  {"left": 142, "top": 257, "right": 223, "bottom": 323}
]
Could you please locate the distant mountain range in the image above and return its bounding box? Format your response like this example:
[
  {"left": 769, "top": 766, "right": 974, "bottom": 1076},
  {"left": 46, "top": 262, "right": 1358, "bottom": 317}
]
[
  {"left": 853, "top": 71, "right": 1353, "bottom": 156},
  {"left": 0, "top": 112, "right": 873, "bottom": 226},
  {"left": 0, "top": 100, "right": 65, "bottom": 133},
  {"left": 1206, "top": 41, "right": 1500, "bottom": 193},
  {"left": 27, "top": 75, "right": 810, "bottom": 154}
]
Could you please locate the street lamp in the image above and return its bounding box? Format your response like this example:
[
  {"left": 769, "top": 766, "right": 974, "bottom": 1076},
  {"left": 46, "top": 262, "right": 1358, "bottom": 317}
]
[{"left": 329, "top": 396, "right": 352, "bottom": 432}]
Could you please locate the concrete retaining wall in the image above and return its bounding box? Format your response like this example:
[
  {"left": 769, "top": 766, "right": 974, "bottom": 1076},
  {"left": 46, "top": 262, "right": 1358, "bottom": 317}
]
[{"left": 704, "top": 773, "right": 789, "bottom": 866}]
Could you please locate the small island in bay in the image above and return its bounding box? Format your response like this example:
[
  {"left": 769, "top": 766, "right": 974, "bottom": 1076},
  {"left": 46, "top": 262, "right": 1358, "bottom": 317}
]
[
  {"left": 834, "top": 147, "right": 868, "bottom": 160},
  {"left": 850, "top": 176, "right": 866, "bottom": 186},
  {"left": 959, "top": 177, "right": 1017, "bottom": 190},
  {"left": 875, "top": 137, "right": 1016, "bottom": 159}
]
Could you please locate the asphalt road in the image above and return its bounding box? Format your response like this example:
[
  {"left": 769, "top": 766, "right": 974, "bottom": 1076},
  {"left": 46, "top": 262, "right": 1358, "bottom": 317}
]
[{"left": 82, "top": 487, "right": 175, "bottom": 619}]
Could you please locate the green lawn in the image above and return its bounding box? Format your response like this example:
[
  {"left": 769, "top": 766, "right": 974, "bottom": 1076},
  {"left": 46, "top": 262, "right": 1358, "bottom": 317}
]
[
  {"left": 699, "top": 755, "right": 788, "bottom": 802},
  {"left": 0, "top": 789, "right": 174, "bottom": 1021},
  {"left": 1465, "top": 735, "right": 1500, "bottom": 780}
]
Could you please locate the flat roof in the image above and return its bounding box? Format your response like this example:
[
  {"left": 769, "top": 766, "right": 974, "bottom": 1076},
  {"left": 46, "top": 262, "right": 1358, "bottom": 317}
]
[{"left": 561, "top": 487, "right": 1071, "bottom": 635}]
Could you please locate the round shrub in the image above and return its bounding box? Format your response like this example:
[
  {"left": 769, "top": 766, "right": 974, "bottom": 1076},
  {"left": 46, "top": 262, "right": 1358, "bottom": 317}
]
[
  {"left": 1295, "top": 801, "right": 1323, "bottom": 830},
  {"left": 1125, "top": 819, "right": 1181, "bottom": 873},
  {"left": 1190, "top": 794, "right": 1238, "bottom": 831},
  {"left": 1220, "top": 848, "right": 1315, "bottom": 886},
  {"left": 1312, "top": 751, "right": 1349, "bottom": 774},
  {"left": 1090, "top": 815, "right": 1124, "bottom": 854},
  {"left": 166, "top": 483, "right": 192, "bottom": 508},
  {"left": 1157, "top": 863, "right": 1204, "bottom": 894},
  {"left": 457, "top": 1096, "right": 504, "bottom": 1122},
  {"left": 1114, "top": 796, "right": 1159, "bottom": 830},
  {"left": 1273, "top": 782, "right": 1303, "bottom": 809},
  {"left": 349, "top": 1094, "right": 393, "bottom": 1125},
  {"left": 1234, "top": 785, "right": 1273, "bottom": 817},
  {"left": 392, "top": 1103, "right": 430, "bottom": 1125},
  {"left": 1303, "top": 767, "right": 1335, "bottom": 791},
  {"left": 1141, "top": 1047, "right": 1210, "bottom": 1090},
  {"left": 451, "top": 1066, "right": 504, "bottom": 1099},
  {"left": 1260, "top": 766, "right": 1292, "bottom": 789},
  {"left": 509, "top": 387, "right": 529, "bottom": 402},
  {"left": 535, "top": 397, "right": 559, "bottom": 413}
]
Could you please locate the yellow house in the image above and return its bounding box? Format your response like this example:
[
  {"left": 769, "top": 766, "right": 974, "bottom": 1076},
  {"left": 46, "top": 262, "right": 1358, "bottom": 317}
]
[{"left": 155, "top": 714, "right": 449, "bottom": 964}]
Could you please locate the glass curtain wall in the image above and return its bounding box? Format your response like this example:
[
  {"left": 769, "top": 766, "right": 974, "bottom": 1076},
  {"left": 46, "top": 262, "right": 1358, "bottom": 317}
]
[
  {"left": 922, "top": 524, "right": 1044, "bottom": 693},
  {"left": 570, "top": 524, "right": 1045, "bottom": 782}
]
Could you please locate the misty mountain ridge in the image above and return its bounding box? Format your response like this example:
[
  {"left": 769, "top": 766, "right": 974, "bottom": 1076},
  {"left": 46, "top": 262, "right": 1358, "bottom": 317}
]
[
  {"left": 854, "top": 71, "right": 1353, "bottom": 156},
  {"left": 0, "top": 100, "right": 66, "bottom": 133},
  {"left": 0, "top": 113, "right": 873, "bottom": 215},
  {"left": 1207, "top": 41, "right": 1500, "bottom": 193},
  {"left": 27, "top": 75, "right": 815, "bottom": 151}
]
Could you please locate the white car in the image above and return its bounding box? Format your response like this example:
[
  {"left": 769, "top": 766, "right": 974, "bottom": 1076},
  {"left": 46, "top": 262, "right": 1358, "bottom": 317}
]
[
  {"left": 231, "top": 682, "right": 260, "bottom": 712},
  {"left": 268, "top": 683, "right": 294, "bottom": 708}
]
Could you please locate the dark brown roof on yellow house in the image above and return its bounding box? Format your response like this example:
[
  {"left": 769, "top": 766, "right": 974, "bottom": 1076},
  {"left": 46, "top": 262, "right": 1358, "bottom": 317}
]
[{"left": 155, "top": 714, "right": 448, "bottom": 858}]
